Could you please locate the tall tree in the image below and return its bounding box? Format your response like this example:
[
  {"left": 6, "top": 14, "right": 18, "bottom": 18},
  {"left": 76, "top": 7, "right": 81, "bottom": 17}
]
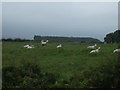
[
  {"left": 104, "top": 33, "right": 114, "bottom": 43},
  {"left": 104, "top": 30, "right": 120, "bottom": 43},
  {"left": 114, "top": 30, "right": 120, "bottom": 43}
]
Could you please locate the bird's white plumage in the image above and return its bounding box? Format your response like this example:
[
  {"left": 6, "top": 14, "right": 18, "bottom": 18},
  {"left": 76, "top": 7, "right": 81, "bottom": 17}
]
[
  {"left": 90, "top": 47, "right": 100, "bottom": 53},
  {"left": 87, "top": 44, "right": 97, "bottom": 49},
  {"left": 41, "top": 40, "right": 48, "bottom": 46},
  {"left": 24, "top": 45, "right": 34, "bottom": 49},
  {"left": 57, "top": 44, "right": 62, "bottom": 48},
  {"left": 113, "top": 49, "right": 120, "bottom": 53}
]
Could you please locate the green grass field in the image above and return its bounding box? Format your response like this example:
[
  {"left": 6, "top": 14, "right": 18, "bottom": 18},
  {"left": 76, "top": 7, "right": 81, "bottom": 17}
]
[{"left": 2, "top": 41, "right": 120, "bottom": 88}]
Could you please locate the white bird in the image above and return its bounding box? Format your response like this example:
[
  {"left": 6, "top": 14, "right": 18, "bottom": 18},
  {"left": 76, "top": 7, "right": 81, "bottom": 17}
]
[
  {"left": 46, "top": 40, "right": 49, "bottom": 43},
  {"left": 27, "top": 46, "right": 34, "bottom": 49},
  {"left": 113, "top": 49, "right": 120, "bottom": 53},
  {"left": 24, "top": 45, "right": 34, "bottom": 49},
  {"left": 24, "top": 45, "right": 29, "bottom": 48},
  {"left": 90, "top": 47, "right": 100, "bottom": 54},
  {"left": 27, "top": 46, "right": 32, "bottom": 49},
  {"left": 57, "top": 44, "right": 62, "bottom": 48},
  {"left": 41, "top": 40, "right": 48, "bottom": 46},
  {"left": 87, "top": 44, "right": 97, "bottom": 49}
]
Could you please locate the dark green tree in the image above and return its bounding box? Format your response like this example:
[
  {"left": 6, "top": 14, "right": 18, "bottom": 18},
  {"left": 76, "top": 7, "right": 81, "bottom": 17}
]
[
  {"left": 14, "top": 38, "right": 22, "bottom": 42},
  {"left": 114, "top": 30, "right": 120, "bottom": 43},
  {"left": 104, "top": 30, "right": 120, "bottom": 43},
  {"left": 104, "top": 33, "right": 114, "bottom": 43}
]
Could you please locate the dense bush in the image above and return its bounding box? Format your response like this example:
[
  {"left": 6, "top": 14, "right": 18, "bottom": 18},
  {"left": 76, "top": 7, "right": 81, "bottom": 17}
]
[
  {"left": 69, "top": 54, "right": 120, "bottom": 88},
  {"left": 104, "top": 30, "right": 120, "bottom": 43},
  {"left": 2, "top": 55, "right": 120, "bottom": 88},
  {"left": 2, "top": 62, "right": 58, "bottom": 88}
]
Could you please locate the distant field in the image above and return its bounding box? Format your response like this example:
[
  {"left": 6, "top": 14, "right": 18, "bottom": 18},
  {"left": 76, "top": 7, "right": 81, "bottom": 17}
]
[{"left": 2, "top": 41, "right": 120, "bottom": 88}]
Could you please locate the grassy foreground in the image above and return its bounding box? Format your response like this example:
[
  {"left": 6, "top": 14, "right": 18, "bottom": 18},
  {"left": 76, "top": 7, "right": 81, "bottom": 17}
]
[{"left": 2, "top": 41, "right": 120, "bottom": 88}]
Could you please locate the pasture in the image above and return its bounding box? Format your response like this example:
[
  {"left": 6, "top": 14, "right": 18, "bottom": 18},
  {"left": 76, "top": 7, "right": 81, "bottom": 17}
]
[{"left": 2, "top": 41, "right": 120, "bottom": 88}]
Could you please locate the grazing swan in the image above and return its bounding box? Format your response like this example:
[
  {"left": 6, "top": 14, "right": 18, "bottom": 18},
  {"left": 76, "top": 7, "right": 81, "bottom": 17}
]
[
  {"left": 113, "top": 49, "right": 120, "bottom": 53},
  {"left": 57, "top": 44, "right": 62, "bottom": 48},
  {"left": 90, "top": 47, "right": 100, "bottom": 53},
  {"left": 41, "top": 40, "right": 48, "bottom": 46},
  {"left": 24, "top": 45, "right": 34, "bottom": 49},
  {"left": 87, "top": 44, "right": 97, "bottom": 49}
]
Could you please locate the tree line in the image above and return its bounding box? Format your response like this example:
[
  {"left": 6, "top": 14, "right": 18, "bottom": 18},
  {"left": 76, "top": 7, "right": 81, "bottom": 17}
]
[
  {"left": 34, "top": 35, "right": 101, "bottom": 43},
  {"left": 104, "top": 30, "right": 120, "bottom": 43},
  {"left": 2, "top": 30, "right": 120, "bottom": 43},
  {"left": 1, "top": 38, "right": 32, "bottom": 42}
]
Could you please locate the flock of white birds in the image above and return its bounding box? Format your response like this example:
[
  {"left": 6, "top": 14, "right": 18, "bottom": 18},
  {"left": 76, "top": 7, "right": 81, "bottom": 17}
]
[
  {"left": 23, "top": 40, "right": 120, "bottom": 54},
  {"left": 87, "top": 44, "right": 120, "bottom": 53}
]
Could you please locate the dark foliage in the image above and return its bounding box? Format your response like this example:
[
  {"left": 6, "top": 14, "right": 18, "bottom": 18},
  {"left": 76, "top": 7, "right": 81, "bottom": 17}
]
[
  {"left": 2, "top": 54, "right": 120, "bottom": 88},
  {"left": 2, "top": 56, "right": 120, "bottom": 88},
  {"left": 104, "top": 30, "right": 120, "bottom": 43},
  {"left": 2, "top": 38, "right": 31, "bottom": 42},
  {"left": 2, "top": 62, "right": 58, "bottom": 88},
  {"left": 34, "top": 35, "right": 101, "bottom": 43}
]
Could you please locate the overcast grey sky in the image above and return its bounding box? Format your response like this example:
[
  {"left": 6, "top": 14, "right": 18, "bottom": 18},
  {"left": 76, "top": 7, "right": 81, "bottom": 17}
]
[{"left": 2, "top": 2, "right": 118, "bottom": 41}]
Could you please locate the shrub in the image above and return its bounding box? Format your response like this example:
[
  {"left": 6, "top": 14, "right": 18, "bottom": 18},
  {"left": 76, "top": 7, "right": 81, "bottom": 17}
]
[{"left": 2, "top": 62, "right": 58, "bottom": 88}]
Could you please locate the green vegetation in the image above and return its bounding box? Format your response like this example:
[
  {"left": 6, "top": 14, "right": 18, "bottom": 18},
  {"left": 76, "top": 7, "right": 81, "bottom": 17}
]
[
  {"left": 2, "top": 38, "right": 32, "bottom": 42},
  {"left": 0, "top": 42, "right": 2, "bottom": 89},
  {"left": 0, "top": 41, "right": 1, "bottom": 71},
  {"left": 104, "top": 30, "right": 120, "bottom": 43},
  {"left": 34, "top": 35, "right": 101, "bottom": 43},
  {"left": 2, "top": 41, "right": 120, "bottom": 88}
]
